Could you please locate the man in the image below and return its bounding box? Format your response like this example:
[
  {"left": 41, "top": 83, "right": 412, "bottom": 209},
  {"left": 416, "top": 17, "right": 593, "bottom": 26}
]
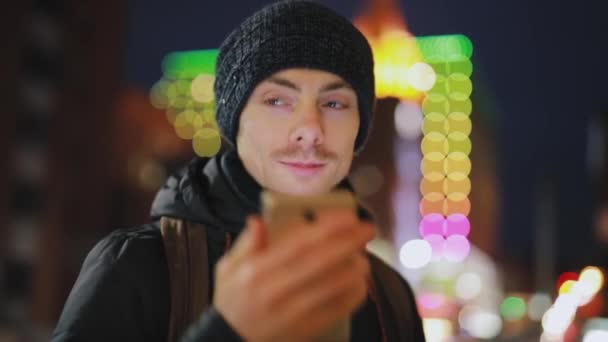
[{"left": 52, "top": 1, "right": 425, "bottom": 341}]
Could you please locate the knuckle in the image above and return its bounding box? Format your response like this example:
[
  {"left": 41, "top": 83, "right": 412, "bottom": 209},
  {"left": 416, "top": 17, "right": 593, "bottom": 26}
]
[{"left": 240, "top": 260, "right": 264, "bottom": 285}]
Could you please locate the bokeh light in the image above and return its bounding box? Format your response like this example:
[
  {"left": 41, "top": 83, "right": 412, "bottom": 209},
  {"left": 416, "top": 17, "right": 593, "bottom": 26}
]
[
  {"left": 420, "top": 177, "right": 444, "bottom": 198},
  {"left": 424, "top": 234, "right": 445, "bottom": 261},
  {"left": 421, "top": 132, "right": 449, "bottom": 155},
  {"left": 395, "top": 101, "right": 424, "bottom": 140},
  {"left": 422, "top": 112, "right": 446, "bottom": 135},
  {"left": 445, "top": 214, "right": 470, "bottom": 236},
  {"left": 350, "top": 164, "right": 384, "bottom": 197},
  {"left": 444, "top": 152, "right": 471, "bottom": 175},
  {"left": 559, "top": 280, "right": 577, "bottom": 295},
  {"left": 190, "top": 73, "right": 215, "bottom": 103},
  {"left": 583, "top": 330, "right": 608, "bottom": 342},
  {"left": 421, "top": 152, "right": 445, "bottom": 179},
  {"left": 419, "top": 292, "right": 447, "bottom": 310},
  {"left": 542, "top": 307, "right": 575, "bottom": 336},
  {"left": 443, "top": 235, "right": 470, "bottom": 262},
  {"left": 455, "top": 272, "right": 482, "bottom": 301},
  {"left": 448, "top": 96, "right": 472, "bottom": 116},
  {"left": 447, "top": 73, "right": 473, "bottom": 98},
  {"left": 152, "top": 49, "right": 223, "bottom": 158},
  {"left": 447, "top": 112, "right": 471, "bottom": 135},
  {"left": 407, "top": 62, "right": 436, "bottom": 92},
  {"left": 500, "top": 296, "right": 527, "bottom": 322},
  {"left": 557, "top": 272, "right": 579, "bottom": 291},
  {"left": 459, "top": 305, "right": 502, "bottom": 339},
  {"left": 528, "top": 293, "right": 553, "bottom": 321},
  {"left": 422, "top": 319, "right": 452, "bottom": 342},
  {"left": 579, "top": 266, "right": 605, "bottom": 295},
  {"left": 419, "top": 213, "right": 444, "bottom": 236},
  {"left": 400, "top": 239, "right": 433, "bottom": 269},
  {"left": 369, "top": 31, "right": 424, "bottom": 100},
  {"left": 192, "top": 128, "right": 221, "bottom": 157}
]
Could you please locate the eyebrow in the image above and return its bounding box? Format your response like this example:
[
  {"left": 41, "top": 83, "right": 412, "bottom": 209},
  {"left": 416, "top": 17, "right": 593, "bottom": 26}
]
[{"left": 265, "top": 77, "right": 353, "bottom": 93}]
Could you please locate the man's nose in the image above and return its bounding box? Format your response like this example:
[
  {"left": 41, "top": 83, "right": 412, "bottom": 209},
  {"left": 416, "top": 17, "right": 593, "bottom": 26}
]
[{"left": 289, "top": 104, "right": 325, "bottom": 149}]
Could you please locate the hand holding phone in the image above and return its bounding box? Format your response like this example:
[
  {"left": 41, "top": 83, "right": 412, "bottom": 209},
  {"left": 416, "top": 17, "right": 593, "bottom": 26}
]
[{"left": 261, "top": 190, "right": 363, "bottom": 342}]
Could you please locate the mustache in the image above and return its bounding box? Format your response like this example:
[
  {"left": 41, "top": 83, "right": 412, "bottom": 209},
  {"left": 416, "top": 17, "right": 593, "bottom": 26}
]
[{"left": 272, "top": 145, "right": 338, "bottom": 162}]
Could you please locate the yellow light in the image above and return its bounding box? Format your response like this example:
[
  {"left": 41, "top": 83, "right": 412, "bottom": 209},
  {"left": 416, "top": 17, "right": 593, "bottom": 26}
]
[
  {"left": 174, "top": 110, "right": 198, "bottom": 139},
  {"left": 192, "top": 128, "right": 221, "bottom": 157},
  {"left": 369, "top": 30, "right": 424, "bottom": 100},
  {"left": 421, "top": 152, "right": 445, "bottom": 178},
  {"left": 559, "top": 280, "right": 577, "bottom": 295},
  {"left": 421, "top": 132, "right": 449, "bottom": 155},
  {"left": 444, "top": 152, "right": 471, "bottom": 176},
  {"left": 191, "top": 73, "right": 215, "bottom": 103},
  {"left": 422, "top": 112, "right": 446, "bottom": 135},
  {"left": 447, "top": 112, "right": 471, "bottom": 135},
  {"left": 422, "top": 94, "right": 449, "bottom": 115}
]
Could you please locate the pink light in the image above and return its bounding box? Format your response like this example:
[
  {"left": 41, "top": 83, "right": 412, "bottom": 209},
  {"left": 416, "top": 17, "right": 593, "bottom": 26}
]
[
  {"left": 425, "top": 234, "right": 446, "bottom": 261},
  {"left": 444, "top": 214, "right": 470, "bottom": 237},
  {"left": 419, "top": 292, "right": 446, "bottom": 310},
  {"left": 420, "top": 213, "right": 445, "bottom": 237},
  {"left": 444, "top": 235, "right": 470, "bottom": 262}
]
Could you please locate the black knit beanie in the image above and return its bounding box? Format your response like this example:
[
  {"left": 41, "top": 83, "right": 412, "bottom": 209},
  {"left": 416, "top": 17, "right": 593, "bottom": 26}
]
[{"left": 214, "top": 0, "right": 375, "bottom": 153}]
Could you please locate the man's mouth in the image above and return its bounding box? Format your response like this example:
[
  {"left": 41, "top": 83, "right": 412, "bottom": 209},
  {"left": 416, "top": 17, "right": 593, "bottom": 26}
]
[{"left": 279, "top": 160, "right": 327, "bottom": 176}]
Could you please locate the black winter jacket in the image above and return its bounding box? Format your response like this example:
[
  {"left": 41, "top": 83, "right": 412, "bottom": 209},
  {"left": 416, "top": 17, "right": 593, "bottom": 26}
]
[{"left": 51, "top": 150, "right": 425, "bottom": 341}]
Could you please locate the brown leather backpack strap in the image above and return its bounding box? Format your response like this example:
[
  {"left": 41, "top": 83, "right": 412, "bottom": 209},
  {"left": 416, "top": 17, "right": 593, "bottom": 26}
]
[
  {"left": 160, "top": 217, "right": 210, "bottom": 342},
  {"left": 185, "top": 220, "right": 210, "bottom": 322},
  {"left": 369, "top": 253, "right": 420, "bottom": 342}
]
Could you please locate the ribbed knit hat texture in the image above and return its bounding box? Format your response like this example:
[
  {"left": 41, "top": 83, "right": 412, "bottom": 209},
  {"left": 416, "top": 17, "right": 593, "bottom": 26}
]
[{"left": 214, "top": 0, "right": 375, "bottom": 152}]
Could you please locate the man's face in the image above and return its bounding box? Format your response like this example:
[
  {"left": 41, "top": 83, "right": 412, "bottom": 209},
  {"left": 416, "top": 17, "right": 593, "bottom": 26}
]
[{"left": 236, "top": 68, "right": 360, "bottom": 195}]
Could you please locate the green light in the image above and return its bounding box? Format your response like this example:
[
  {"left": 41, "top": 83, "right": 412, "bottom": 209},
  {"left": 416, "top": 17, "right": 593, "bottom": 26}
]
[
  {"left": 415, "top": 35, "right": 473, "bottom": 62},
  {"left": 162, "top": 49, "right": 219, "bottom": 79},
  {"left": 500, "top": 296, "right": 527, "bottom": 322}
]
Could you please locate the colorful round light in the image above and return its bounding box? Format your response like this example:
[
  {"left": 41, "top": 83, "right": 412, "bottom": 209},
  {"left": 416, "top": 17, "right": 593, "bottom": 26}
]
[{"left": 399, "top": 239, "right": 432, "bottom": 269}]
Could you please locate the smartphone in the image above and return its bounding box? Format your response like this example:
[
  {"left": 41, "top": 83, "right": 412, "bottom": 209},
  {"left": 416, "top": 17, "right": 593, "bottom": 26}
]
[{"left": 260, "top": 190, "right": 357, "bottom": 342}]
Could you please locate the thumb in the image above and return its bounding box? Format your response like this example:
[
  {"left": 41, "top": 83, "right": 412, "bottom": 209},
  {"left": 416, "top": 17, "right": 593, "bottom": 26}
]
[{"left": 245, "top": 215, "right": 267, "bottom": 253}]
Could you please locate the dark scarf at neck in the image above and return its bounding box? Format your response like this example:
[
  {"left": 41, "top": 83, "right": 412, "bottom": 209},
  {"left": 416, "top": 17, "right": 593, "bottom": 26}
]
[{"left": 218, "top": 149, "right": 371, "bottom": 222}]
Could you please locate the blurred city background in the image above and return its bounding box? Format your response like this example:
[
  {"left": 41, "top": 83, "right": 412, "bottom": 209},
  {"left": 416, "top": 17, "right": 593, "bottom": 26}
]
[{"left": 2, "top": 0, "right": 608, "bottom": 341}]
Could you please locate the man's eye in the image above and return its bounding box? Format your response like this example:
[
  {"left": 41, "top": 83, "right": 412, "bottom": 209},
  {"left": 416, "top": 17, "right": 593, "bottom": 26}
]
[
  {"left": 325, "top": 101, "right": 347, "bottom": 109},
  {"left": 264, "top": 98, "right": 285, "bottom": 106}
]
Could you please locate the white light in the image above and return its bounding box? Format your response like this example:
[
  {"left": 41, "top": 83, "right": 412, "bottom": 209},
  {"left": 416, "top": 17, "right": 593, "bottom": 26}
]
[
  {"left": 579, "top": 266, "right": 605, "bottom": 297},
  {"left": 583, "top": 330, "right": 608, "bottom": 342},
  {"left": 542, "top": 307, "right": 575, "bottom": 335},
  {"left": 455, "top": 272, "right": 482, "bottom": 301},
  {"left": 399, "top": 239, "right": 432, "bottom": 269},
  {"left": 422, "top": 319, "right": 452, "bottom": 342},
  {"left": 459, "top": 306, "right": 502, "bottom": 339},
  {"left": 540, "top": 331, "right": 564, "bottom": 342},
  {"left": 554, "top": 293, "right": 579, "bottom": 311},
  {"left": 407, "top": 62, "right": 437, "bottom": 92},
  {"left": 528, "top": 293, "right": 552, "bottom": 321},
  {"left": 394, "top": 101, "right": 423, "bottom": 140}
]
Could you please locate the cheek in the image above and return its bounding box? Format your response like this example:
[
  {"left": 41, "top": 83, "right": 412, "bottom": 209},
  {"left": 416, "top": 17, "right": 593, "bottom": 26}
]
[{"left": 325, "top": 114, "right": 360, "bottom": 149}]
